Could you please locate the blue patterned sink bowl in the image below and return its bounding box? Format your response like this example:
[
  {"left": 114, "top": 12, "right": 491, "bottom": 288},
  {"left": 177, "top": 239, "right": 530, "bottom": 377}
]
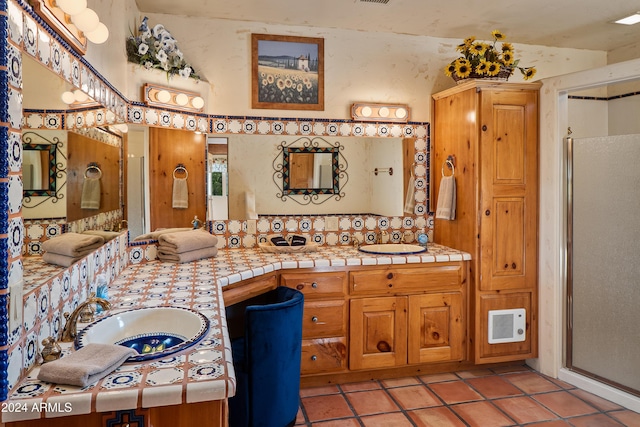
[
  {"left": 75, "top": 307, "right": 210, "bottom": 362},
  {"left": 358, "top": 243, "right": 427, "bottom": 255}
]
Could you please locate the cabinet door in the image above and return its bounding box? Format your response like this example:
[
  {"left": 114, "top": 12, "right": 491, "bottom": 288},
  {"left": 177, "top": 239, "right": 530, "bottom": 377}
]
[
  {"left": 479, "top": 89, "right": 538, "bottom": 291},
  {"left": 408, "top": 293, "right": 465, "bottom": 364},
  {"left": 349, "top": 297, "right": 407, "bottom": 370}
]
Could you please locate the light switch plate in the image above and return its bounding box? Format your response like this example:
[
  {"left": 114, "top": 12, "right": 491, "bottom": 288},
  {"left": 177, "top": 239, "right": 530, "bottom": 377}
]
[
  {"left": 246, "top": 219, "right": 257, "bottom": 234},
  {"left": 325, "top": 216, "right": 339, "bottom": 231},
  {"left": 9, "top": 280, "right": 23, "bottom": 332}
]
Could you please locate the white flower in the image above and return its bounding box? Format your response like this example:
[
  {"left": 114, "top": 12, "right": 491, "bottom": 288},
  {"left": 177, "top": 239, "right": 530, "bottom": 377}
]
[
  {"left": 152, "top": 24, "right": 165, "bottom": 38},
  {"left": 143, "top": 61, "right": 153, "bottom": 69},
  {"left": 179, "top": 67, "right": 192, "bottom": 78},
  {"left": 141, "top": 29, "right": 152, "bottom": 40},
  {"left": 138, "top": 43, "right": 149, "bottom": 55},
  {"left": 155, "top": 50, "right": 168, "bottom": 63},
  {"left": 162, "top": 38, "right": 176, "bottom": 52}
]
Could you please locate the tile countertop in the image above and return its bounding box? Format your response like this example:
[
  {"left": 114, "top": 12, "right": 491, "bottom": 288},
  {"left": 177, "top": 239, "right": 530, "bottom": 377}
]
[{"left": 2, "top": 244, "right": 470, "bottom": 423}]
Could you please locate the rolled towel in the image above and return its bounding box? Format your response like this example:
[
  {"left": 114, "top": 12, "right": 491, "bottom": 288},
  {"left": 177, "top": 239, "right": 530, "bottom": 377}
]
[
  {"left": 157, "top": 229, "right": 218, "bottom": 254},
  {"left": 38, "top": 343, "right": 136, "bottom": 387},
  {"left": 83, "top": 230, "right": 121, "bottom": 242},
  {"left": 80, "top": 177, "right": 101, "bottom": 209},
  {"left": 133, "top": 227, "right": 192, "bottom": 241},
  {"left": 157, "top": 246, "right": 219, "bottom": 263},
  {"left": 42, "top": 233, "right": 105, "bottom": 257},
  {"left": 42, "top": 252, "right": 81, "bottom": 268}
]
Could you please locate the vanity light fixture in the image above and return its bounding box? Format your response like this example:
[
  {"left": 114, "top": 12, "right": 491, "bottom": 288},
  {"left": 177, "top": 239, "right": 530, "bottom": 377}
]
[
  {"left": 143, "top": 83, "right": 206, "bottom": 112},
  {"left": 351, "top": 102, "right": 411, "bottom": 123},
  {"left": 60, "top": 89, "right": 100, "bottom": 108}
]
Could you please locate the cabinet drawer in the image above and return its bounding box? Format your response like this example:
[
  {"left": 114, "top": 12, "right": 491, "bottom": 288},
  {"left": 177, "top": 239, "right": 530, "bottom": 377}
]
[
  {"left": 281, "top": 272, "right": 347, "bottom": 299},
  {"left": 302, "top": 300, "right": 347, "bottom": 339},
  {"left": 350, "top": 264, "right": 464, "bottom": 295},
  {"left": 301, "top": 337, "right": 348, "bottom": 374}
]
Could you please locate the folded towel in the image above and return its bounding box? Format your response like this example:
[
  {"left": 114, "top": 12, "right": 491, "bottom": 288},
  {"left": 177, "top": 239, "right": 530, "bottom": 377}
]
[
  {"left": 158, "top": 229, "right": 218, "bottom": 254},
  {"left": 42, "top": 252, "right": 80, "bottom": 267},
  {"left": 37, "top": 343, "right": 136, "bottom": 387},
  {"left": 172, "top": 177, "right": 188, "bottom": 209},
  {"left": 42, "top": 233, "right": 105, "bottom": 257},
  {"left": 404, "top": 175, "right": 416, "bottom": 214},
  {"left": 157, "top": 246, "right": 219, "bottom": 263},
  {"left": 133, "top": 227, "right": 193, "bottom": 241},
  {"left": 80, "top": 177, "right": 101, "bottom": 209},
  {"left": 83, "top": 230, "right": 121, "bottom": 242},
  {"left": 435, "top": 175, "right": 456, "bottom": 220}
]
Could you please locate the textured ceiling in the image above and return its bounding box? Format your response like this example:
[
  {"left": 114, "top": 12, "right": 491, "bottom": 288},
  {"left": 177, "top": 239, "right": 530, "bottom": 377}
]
[{"left": 134, "top": 0, "right": 640, "bottom": 52}]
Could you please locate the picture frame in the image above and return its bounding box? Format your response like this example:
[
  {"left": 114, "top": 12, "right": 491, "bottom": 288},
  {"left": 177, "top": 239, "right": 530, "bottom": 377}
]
[{"left": 251, "top": 34, "right": 324, "bottom": 111}]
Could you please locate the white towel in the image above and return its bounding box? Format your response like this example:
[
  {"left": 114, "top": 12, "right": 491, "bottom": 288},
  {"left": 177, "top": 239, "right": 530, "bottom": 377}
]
[
  {"left": 172, "top": 177, "right": 188, "bottom": 209},
  {"left": 435, "top": 175, "right": 456, "bottom": 220},
  {"left": 403, "top": 176, "right": 415, "bottom": 214},
  {"left": 80, "top": 177, "right": 101, "bottom": 209}
]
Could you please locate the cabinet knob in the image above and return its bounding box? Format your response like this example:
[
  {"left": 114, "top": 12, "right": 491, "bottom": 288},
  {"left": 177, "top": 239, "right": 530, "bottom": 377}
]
[
  {"left": 376, "top": 341, "right": 391, "bottom": 352},
  {"left": 311, "top": 282, "right": 318, "bottom": 289},
  {"left": 485, "top": 209, "right": 491, "bottom": 216},
  {"left": 387, "top": 272, "right": 394, "bottom": 279},
  {"left": 482, "top": 125, "right": 488, "bottom": 131},
  {"left": 311, "top": 316, "right": 318, "bottom": 323},
  {"left": 311, "top": 355, "right": 317, "bottom": 361},
  {"left": 296, "top": 284, "right": 304, "bottom": 290}
]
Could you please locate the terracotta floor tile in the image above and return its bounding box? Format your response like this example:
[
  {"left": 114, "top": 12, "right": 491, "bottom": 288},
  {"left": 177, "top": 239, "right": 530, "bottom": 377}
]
[
  {"left": 381, "top": 376, "right": 420, "bottom": 388},
  {"left": 408, "top": 406, "right": 467, "bottom": 427},
  {"left": 491, "top": 364, "right": 532, "bottom": 375},
  {"left": 360, "top": 412, "right": 414, "bottom": 426},
  {"left": 493, "top": 396, "right": 558, "bottom": 424},
  {"left": 345, "top": 389, "right": 399, "bottom": 416},
  {"left": 429, "top": 380, "right": 484, "bottom": 404},
  {"left": 569, "top": 389, "right": 624, "bottom": 412},
  {"left": 418, "top": 372, "right": 460, "bottom": 383},
  {"left": 311, "top": 418, "right": 361, "bottom": 427},
  {"left": 296, "top": 406, "right": 306, "bottom": 425},
  {"left": 466, "top": 376, "right": 524, "bottom": 399},
  {"left": 568, "top": 413, "right": 627, "bottom": 427},
  {"left": 504, "top": 372, "right": 562, "bottom": 394},
  {"left": 609, "top": 409, "right": 640, "bottom": 426},
  {"left": 533, "top": 391, "right": 599, "bottom": 418},
  {"left": 340, "top": 380, "right": 382, "bottom": 392},
  {"left": 302, "top": 393, "right": 354, "bottom": 422},
  {"left": 456, "top": 368, "right": 494, "bottom": 379},
  {"left": 300, "top": 384, "right": 341, "bottom": 397},
  {"left": 387, "top": 384, "right": 442, "bottom": 410},
  {"left": 525, "top": 421, "right": 572, "bottom": 426},
  {"left": 451, "top": 401, "right": 515, "bottom": 427}
]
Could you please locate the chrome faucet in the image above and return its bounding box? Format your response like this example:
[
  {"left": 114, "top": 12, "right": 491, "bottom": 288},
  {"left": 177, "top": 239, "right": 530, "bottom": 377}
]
[{"left": 60, "top": 293, "right": 111, "bottom": 342}]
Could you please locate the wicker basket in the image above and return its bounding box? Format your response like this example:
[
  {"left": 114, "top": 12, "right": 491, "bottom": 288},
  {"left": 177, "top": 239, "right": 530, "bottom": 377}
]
[{"left": 452, "top": 67, "right": 513, "bottom": 84}]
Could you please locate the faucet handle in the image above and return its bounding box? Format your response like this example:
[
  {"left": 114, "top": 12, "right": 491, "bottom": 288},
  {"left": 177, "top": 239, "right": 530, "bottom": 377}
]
[{"left": 79, "top": 304, "right": 95, "bottom": 323}]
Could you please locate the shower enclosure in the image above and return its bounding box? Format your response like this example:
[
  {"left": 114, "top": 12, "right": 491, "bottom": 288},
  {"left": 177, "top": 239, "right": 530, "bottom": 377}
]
[{"left": 566, "top": 133, "right": 640, "bottom": 396}]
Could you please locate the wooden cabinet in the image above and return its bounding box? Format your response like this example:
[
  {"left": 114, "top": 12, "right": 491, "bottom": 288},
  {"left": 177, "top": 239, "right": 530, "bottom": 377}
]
[
  {"left": 432, "top": 81, "right": 540, "bottom": 364},
  {"left": 348, "top": 264, "right": 466, "bottom": 370},
  {"left": 281, "top": 271, "right": 348, "bottom": 374}
]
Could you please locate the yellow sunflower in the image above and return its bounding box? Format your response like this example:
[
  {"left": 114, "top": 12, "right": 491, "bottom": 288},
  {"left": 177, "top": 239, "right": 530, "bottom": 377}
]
[
  {"left": 502, "top": 51, "right": 515, "bottom": 66},
  {"left": 522, "top": 67, "right": 537, "bottom": 80},
  {"left": 491, "top": 30, "right": 505, "bottom": 40},
  {"left": 444, "top": 63, "right": 457, "bottom": 77},
  {"left": 476, "top": 60, "right": 491, "bottom": 75},
  {"left": 454, "top": 59, "right": 472, "bottom": 78},
  {"left": 469, "top": 42, "right": 488, "bottom": 56},
  {"left": 486, "top": 61, "right": 501, "bottom": 76}
]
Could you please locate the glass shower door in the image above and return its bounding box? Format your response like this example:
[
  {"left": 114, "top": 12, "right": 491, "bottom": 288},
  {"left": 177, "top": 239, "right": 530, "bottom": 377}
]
[{"left": 566, "top": 135, "right": 640, "bottom": 396}]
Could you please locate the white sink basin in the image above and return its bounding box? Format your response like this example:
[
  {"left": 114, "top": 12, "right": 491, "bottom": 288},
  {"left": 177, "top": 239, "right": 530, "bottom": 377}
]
[
  {"left": 358, "top": 243, "right": 427, "bottom": 255},
  {"left": 76, "top": 307, "right": 210, "bottom": 362}
]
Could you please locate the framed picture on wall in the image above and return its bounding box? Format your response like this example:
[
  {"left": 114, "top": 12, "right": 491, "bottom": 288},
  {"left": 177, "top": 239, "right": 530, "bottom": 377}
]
[{"left": 251, "top": 34, "right": 325, "bottom": 111}]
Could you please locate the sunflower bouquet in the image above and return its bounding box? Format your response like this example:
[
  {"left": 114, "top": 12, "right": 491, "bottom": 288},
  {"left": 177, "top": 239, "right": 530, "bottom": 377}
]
[{"left": 444, "top": 30, "right": 536, "bottom": 82}]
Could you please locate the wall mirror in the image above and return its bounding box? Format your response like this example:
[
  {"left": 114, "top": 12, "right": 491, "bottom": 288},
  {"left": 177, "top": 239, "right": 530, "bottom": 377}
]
[
  {"left": 22, "top": 133, "right": 60, "bottom": 196},
  {"left": 283, "top": 147, "right": 338, "bottom": 194}
]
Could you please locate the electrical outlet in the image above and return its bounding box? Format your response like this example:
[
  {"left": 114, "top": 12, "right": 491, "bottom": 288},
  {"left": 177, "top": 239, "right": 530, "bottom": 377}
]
[
  {"left": 246, "top": 219, "right": 257, "bottom": 234},
  {"left": 9, "top": 280, "right": 24, "bottom": 332},
  {"left": 325, "top": 216, "right": 339, "bottom": 231}
]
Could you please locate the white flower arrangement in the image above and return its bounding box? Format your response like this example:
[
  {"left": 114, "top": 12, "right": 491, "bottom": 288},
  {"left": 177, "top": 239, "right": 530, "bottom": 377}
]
[{"left": 126, "top": 17, "right": 199, "bottom": 80}]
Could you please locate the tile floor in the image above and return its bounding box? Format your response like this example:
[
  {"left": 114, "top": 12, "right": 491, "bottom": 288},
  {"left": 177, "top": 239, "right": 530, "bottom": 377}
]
[{"left": 295, "top": 365, "right": 640, "bottom": 426}]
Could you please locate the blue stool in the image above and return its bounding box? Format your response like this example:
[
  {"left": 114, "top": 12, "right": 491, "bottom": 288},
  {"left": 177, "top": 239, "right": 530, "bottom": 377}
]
[{"left": 228, "top": 287, "right": 304, "bottom": 427}]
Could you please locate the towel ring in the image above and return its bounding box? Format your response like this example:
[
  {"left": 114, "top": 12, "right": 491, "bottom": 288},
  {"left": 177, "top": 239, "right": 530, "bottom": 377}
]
[
  {"left": 441, "top": 159, "right": 455, "bottom": 177},
  {"left": 84, "top": 164, "right": 102, "bottom": 179},
  {"left": 173, "top": 165, "right": 189, "bottom": 179}
]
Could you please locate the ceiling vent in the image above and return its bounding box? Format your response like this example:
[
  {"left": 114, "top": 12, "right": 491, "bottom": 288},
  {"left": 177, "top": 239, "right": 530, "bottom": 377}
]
[{"left": 360, "top": 0, "right": 390, "bottom": 4}]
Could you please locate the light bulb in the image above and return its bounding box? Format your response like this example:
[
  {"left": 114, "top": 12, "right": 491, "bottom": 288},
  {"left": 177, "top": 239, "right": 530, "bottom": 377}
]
[
  {"left": 73, "top": 89, "right": 88, "bottom": 102},
  {"left": 155, "top": 90, "right": 171, "bottom": 103},
  {"left": 56, "top": 0, "right": 87, "bottom": 16},
  {"left": 361, "top": 106, "right": 372, "bottom": 117},
  {"left": 378, "top": 107, "right": 390, "bottom": 117},
  {"left": 85, "top": 23, "right": 109, "bottom": 44},
  {"left": 71, "top": 8, "right": 99, "bottom": 33},
  {"left": 175, "top": 93, "right": 189, "bottom": 106},
  {"left": 395, "top": 108, "right": 408, "bottom": 119},
  {"left": 61, "top": 91, "right": 75, "bottom": 104},
  {"left": 191, "top": 96, "right": 205, "bottom": 109}
]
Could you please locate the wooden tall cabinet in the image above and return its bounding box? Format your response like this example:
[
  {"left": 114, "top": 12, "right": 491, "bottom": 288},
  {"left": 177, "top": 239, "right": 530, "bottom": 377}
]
[{"left": 431, "top": 81, "right": 541, "bottom": 364}]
